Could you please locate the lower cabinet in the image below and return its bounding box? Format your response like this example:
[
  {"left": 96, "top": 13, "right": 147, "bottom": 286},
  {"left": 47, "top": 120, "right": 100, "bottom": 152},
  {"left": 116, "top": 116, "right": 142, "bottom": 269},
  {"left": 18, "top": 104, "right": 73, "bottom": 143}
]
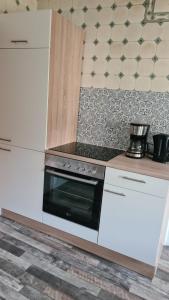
[
  {"left": 98, "top": 183, "right": 167, "bottom": 266},
  {"left": 0, "top": 144, "right": 44, "bottom": 222}
]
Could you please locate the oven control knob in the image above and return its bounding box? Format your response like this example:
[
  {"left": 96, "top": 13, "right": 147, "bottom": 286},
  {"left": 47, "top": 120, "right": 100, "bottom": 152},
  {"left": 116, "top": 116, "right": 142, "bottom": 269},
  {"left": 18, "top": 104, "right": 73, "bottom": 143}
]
[
  {"left": 87, "top": 169, "right": 92, "bottom": 174},
  {"left": 67, "top": 164, "right": 71, "bottom": 168},
  {"left": 80, "top": 168, "right": 86, "bottom": 172}
]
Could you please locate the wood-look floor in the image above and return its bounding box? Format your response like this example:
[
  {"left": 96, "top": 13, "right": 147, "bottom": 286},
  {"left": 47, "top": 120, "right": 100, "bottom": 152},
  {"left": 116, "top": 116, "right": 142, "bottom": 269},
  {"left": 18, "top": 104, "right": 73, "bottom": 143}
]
[{"left": 0, "top": 217, "right": 168, "bottom": 300}]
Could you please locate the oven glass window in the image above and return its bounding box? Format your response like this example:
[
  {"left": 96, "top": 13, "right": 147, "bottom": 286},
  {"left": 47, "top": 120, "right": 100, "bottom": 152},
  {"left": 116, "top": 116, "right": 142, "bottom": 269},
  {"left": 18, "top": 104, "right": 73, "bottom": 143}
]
[{"left": 43, "top": 168, "right": 103, "bottom": 230}]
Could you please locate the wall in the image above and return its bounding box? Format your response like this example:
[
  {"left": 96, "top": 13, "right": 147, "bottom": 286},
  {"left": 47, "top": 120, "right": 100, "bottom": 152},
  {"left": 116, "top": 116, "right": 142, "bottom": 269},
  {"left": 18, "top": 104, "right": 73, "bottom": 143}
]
[
  {"left": 37, "top": 0, "right": 169, "bottom": 150},
  {"left": 38, "top": 0, "right": 169, "bottom": 92},
  {"left": 78, "top": 88, "right": 169, "bottom": 149},
  {"left": 0, "top": 0, "right": 37, "bottom": 12}
]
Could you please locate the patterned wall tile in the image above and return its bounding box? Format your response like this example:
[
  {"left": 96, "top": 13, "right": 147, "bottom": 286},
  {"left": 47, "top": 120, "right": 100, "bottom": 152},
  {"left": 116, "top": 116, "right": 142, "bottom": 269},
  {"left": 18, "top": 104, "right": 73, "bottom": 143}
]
[
  {"left": 151, "top": 78, "right": 169, "bottom": 92},
  {"left": 135, "top": 76, "right": 151, "bottom": 91},
  {"left": 0, "top": 0, "right": 37, "bottom": 12},
  {"left": 137, "top": 59, "right": 154, "bottom": 76},
  {"left": 37, "top": 0, "right": 169, "bottom": 93},
  {"left": 77, "top": 87, "right": 169, "bottom": 149}
]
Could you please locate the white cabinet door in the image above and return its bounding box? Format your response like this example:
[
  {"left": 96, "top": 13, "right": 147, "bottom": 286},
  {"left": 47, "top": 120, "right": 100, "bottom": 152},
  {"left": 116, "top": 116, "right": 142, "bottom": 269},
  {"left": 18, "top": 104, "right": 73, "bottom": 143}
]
[
  {"left": 0, "top": 144, "right": 11, "bottom": 213},
  {"left": 105, "top": 167, "right": 169, "bottom": 198},
  {"left": 98, "top": 184, "right": 167, "bottom": 265},
  {"left": 0, "top": 10, "right": 51, "bottom": 49},
  {"left": 1, "top": 145, "right": 44, "bottom": 222},
  {"left": 0, "top": 49, "right": 49, "bottom": 151}
]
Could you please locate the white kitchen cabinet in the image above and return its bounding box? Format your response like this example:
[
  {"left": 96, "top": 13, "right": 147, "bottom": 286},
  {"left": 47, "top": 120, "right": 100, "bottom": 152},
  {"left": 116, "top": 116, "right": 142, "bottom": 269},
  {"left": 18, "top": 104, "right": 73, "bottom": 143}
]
[
  {"left": 1, "top": 145, "right": 44, "bottom": 222},
  {"left": 98, "top": 167, "right": 169, "bottom": 266},
  {"left": 0, "top": 49, "right": 49, "bottom": 151},
  {"left": 0, "top": 10, "right": 51, "bottom": 48},
  {"left": 0, "top": 144, "right": 11, "bottom": 214},
  {"left": 105, "top": 167, "right": 169, "bottom": 198}
]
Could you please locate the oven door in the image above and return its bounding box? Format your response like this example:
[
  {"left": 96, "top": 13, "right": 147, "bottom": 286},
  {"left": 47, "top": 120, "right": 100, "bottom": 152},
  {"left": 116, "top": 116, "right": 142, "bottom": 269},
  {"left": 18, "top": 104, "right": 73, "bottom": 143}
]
[{"left": 43, "top": 167, "right": 103, "bottom": 230}]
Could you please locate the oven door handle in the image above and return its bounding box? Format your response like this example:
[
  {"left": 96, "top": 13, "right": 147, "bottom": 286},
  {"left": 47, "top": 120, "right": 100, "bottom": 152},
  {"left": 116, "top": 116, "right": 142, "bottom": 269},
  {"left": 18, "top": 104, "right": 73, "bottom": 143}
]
[{"left": 46, "top": 169, "right": 99, "bottom": 186}]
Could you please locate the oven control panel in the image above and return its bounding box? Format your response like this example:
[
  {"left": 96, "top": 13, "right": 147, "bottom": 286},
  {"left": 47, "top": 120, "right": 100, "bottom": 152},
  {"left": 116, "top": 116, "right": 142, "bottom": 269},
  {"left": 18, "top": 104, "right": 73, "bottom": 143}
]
[{"left": 45, "top": 154, "right": 105, "bottom": 180}]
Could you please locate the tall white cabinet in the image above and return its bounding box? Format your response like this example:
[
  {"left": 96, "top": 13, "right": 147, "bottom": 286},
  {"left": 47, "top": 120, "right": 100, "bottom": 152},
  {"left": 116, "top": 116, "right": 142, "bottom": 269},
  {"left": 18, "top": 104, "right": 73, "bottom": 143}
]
[
  {"left": 0, "top": 10, "right": 84, "bottom": 221},
  {"left": 0, "top": 49, "right": 49, "bottom": 151}
]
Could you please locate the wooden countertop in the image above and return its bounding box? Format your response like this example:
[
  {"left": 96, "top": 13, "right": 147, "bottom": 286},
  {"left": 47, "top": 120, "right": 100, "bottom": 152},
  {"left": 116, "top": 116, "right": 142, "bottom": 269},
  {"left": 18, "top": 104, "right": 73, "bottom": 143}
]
[
  {"left": 46, "top": 150, "right": 169, "bottom": 181},
  {"left": 107, "top": 154, "right": 169, "bottom": 181}
]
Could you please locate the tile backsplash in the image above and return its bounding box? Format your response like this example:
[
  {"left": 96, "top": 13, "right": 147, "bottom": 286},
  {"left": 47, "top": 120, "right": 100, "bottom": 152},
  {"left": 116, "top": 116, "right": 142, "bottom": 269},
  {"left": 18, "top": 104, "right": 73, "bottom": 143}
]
[
  {"left": 0, "top": 0, "right": 37, "bottom": 12},
  {"left": 37, "top": 0, "right": 169, "bottom": 92},
  {"left": 77, "top": 87, "right": 169, "bottom": 150}
]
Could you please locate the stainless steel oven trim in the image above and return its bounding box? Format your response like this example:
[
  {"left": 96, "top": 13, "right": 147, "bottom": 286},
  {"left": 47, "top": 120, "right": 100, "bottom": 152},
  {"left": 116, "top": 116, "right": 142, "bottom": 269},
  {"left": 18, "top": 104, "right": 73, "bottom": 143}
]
[
  {"left": 45, "top": 154, "right": 105, "bottom": 180},
  {"left": 46, "top": 169, "right": 99, "bottom": 186}
]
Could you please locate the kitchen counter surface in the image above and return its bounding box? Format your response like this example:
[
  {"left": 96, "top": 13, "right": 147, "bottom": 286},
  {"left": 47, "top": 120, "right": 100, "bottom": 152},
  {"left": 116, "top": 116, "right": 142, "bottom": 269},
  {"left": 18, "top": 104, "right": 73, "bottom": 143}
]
[
  {"left": 107, "top": 154, "right": 169, "bottom": 181},
  {"left": 46, "top": 149, "right": 169, "bottom": 181}
]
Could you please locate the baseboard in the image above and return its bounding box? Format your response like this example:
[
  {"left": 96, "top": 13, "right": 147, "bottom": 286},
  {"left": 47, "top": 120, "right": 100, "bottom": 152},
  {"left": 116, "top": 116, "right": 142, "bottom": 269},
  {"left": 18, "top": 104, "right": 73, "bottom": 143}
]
[{"left": 1, "top": 209, "right": 155, "bottom": 279}]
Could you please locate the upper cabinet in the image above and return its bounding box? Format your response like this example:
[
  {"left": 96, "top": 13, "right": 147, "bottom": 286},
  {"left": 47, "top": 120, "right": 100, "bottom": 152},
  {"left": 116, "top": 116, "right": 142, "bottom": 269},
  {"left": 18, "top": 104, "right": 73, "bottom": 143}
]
[
  {"left": 0, "top": 10, "right": 85, "bottom": 151},
  {"left": 0, "top": 10, "right": 51, "bottom": 48}
]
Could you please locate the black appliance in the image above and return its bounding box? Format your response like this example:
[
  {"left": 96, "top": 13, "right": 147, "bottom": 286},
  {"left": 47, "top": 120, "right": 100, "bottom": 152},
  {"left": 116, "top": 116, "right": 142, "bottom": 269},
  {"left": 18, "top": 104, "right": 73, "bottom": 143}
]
[
  {"left": 126, "top": 122, "right": 150, "bottom": 159},
  {"left": 43, "top": 143, "right": 123, "bottom": 230},
  {"left": 43, "top": 154, "right": 105, "bottom": 230},
  {"left": 153, "top": 134, "right": 169, "bottom": 163},
  {"left": 50, "top": 142, "right": 124, "bottom": 161}
]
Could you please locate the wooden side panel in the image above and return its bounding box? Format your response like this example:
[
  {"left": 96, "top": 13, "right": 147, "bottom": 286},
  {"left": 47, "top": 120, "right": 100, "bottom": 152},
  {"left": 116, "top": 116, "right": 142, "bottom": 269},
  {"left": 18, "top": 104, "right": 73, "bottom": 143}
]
[
  {"left": 2, "top": 209, "right": 155, "bottom": 279},
  {"left": 47, "top": 12, "right": 85, "bottom": 149}
]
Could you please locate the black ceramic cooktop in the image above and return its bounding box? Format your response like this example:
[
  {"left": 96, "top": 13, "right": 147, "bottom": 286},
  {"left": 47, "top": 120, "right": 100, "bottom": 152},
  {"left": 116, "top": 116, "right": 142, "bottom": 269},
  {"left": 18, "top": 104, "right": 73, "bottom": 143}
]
[{"left": 51, "top": 142, "right": 124, "bottom": 161}]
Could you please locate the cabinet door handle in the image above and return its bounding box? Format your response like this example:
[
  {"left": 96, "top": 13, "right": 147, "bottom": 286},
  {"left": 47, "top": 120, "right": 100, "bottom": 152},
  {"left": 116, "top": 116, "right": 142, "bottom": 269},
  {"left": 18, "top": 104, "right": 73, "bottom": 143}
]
[
  {"left": 11, "top": 40, "right": 28, "bottom": 44},
  {"left": 104, "top": 189, "right": 126, "bottom": 197},
  {"left": 0, "top": 147, "right": 11, "bottom": 152},
  {"left": 120, "top": 176, "right": 146, "bottom": 184},
  {"left": 0, "top": 138, "right": 11, "bottom": 143}
]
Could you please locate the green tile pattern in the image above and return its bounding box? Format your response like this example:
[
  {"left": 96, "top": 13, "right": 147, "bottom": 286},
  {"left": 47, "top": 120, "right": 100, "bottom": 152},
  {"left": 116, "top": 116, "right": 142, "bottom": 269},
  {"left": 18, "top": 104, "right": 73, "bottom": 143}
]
[
  {"left": 36, "top": 0, "right": 169, "bottom": 92},
  {"left": 0, "top": 0, "right": 36, "bottom": 13}
]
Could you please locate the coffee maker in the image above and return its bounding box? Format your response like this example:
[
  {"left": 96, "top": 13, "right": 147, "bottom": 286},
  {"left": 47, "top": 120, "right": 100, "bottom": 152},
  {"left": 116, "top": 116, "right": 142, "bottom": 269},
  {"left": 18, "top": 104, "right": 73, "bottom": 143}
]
[{"left": 126, "top": 122, "right": 150, "bottom": 159}]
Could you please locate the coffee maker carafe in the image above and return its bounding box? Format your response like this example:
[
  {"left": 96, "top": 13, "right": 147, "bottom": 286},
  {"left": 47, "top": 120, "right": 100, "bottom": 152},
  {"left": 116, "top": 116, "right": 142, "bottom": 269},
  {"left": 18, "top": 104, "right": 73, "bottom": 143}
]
[{"left": 126, "top": 122, "right": 150, "bottom": 159}]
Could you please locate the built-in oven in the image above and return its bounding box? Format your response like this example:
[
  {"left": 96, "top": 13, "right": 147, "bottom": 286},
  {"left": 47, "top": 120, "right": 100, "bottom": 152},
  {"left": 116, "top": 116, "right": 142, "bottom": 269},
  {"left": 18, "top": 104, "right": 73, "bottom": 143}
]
[{"left": 43, "top": 155, "right": 105, "bottom": 230}]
